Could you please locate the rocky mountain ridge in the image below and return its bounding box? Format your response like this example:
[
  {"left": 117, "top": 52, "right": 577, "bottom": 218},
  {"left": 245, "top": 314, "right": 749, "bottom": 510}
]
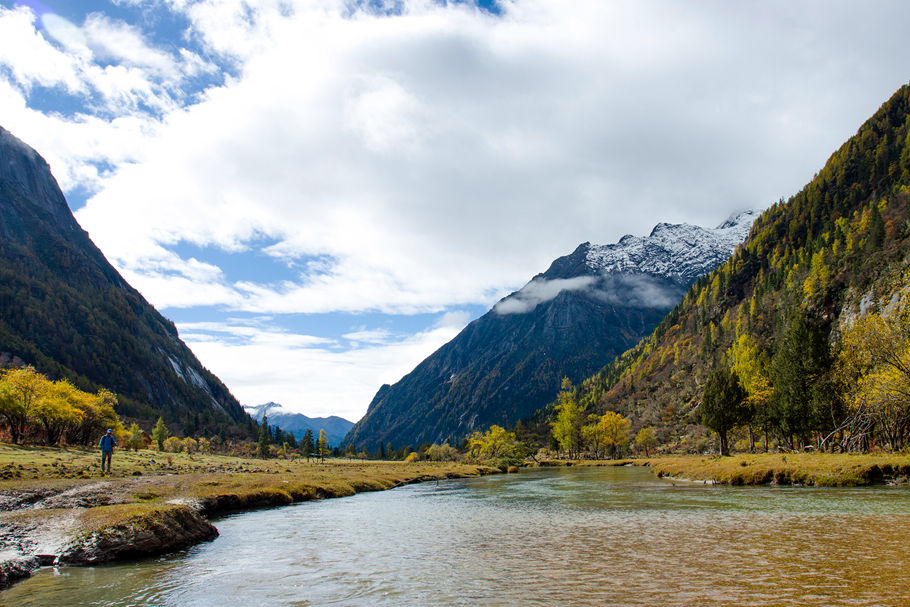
[{"left": 584, "top": 211, "right": 756, "bottom": 280}]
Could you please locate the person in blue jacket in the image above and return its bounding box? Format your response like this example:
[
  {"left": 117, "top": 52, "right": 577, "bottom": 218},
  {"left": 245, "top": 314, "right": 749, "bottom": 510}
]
[{"left": 99, "top": 428, "right": 116, "bottom": 473}]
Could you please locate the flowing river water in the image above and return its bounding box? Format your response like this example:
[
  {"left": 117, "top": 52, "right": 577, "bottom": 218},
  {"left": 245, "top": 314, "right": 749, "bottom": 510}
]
[{"left": 3, "top": 466, "right": 910, "bottom": 606}]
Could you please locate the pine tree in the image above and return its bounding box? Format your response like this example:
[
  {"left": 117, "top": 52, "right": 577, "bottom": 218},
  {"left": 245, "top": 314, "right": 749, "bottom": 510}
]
[
  {"left": 257, "top": 415, "right": 271, "bottom": 458},
  {"left": 700, "top": 366, "right": 749, "bottom": 456},
  {"left": 769, "top": 311, "right": 834, "bottom": 448},
  {"left": 301, "top": 428, "right": 315, "bottom": 460}
]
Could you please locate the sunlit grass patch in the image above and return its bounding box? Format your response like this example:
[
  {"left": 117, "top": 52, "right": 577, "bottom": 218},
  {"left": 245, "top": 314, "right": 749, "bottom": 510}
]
[{"left": 647, "top": 452, "right": 910, "bottom": 486}]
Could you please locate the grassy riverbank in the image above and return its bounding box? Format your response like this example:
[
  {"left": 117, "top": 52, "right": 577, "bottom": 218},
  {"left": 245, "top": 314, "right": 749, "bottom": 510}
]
[
  {"left": 0, "top": 443, "right": 495, "bottom": 585},
  {"left": 645, "top": 452, "right": 910, "bottom": 486}
]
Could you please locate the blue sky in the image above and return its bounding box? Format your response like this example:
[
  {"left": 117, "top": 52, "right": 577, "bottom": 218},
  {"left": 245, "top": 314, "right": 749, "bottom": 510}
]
[{"left": 1, "top": 0, "right": 909, "bottom": 421}]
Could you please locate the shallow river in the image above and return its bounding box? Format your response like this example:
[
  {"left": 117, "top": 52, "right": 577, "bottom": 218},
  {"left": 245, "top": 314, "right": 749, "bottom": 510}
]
[{"left": 3, "top": 466, "right": 910, "bottom": 606}]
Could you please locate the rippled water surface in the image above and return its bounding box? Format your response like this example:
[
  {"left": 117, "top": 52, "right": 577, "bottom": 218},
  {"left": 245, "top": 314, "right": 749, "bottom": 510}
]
[{"left": 3, "top": 466, "right": 910, "bottom": 606}]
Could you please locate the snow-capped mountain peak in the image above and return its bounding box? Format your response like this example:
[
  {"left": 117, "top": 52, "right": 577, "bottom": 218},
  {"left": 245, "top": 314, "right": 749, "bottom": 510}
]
[
  {"left": 244, "top": 401, "right": 286, "bottom": 421},
  {"left": 584, "top": 210, "right": 756, "bottom": 282}
]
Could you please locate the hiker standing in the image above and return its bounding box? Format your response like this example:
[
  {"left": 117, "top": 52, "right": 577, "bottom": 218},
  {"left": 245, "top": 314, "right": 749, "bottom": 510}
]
[{"left": 99, "top": 428, "right": 116, "bottom": 473}]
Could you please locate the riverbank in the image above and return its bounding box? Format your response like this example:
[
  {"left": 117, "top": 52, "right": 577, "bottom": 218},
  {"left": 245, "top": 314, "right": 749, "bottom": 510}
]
[
  {"left": 533, "top": 452, "right": 910, "bottom": 486},
  {"left": 645, "top": 452, "right": 910, "bottom": 486},
  {"left": 0, "top": 444, "right": 495, "bottom": 588}
]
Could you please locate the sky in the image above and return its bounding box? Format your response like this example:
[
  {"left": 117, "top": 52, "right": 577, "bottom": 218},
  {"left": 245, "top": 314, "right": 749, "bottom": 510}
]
[{"left": 0, "top": 0, "right": 908, "bottom": 422}]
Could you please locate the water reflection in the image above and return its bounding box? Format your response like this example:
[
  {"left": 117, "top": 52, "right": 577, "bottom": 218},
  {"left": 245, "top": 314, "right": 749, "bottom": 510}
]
[{"left": 2, "top": 466, "right": 909, "bottom": 606}]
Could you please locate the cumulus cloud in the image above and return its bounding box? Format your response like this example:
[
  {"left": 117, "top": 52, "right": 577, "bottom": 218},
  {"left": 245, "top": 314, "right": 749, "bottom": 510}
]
[
  {"left": 59, "top": 0, "right": 910, "bottom": 316},
  {"left": 0, "top": 5, "right": 217, "bottom": 194}
]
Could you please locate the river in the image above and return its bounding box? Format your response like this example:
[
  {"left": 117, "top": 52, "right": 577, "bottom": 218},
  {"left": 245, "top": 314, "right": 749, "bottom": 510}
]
[{"left": 3, "top": 466, "right": 910, "bottom": 606}]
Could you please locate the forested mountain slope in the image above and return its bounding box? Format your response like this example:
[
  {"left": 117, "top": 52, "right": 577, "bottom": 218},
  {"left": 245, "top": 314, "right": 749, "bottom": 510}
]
[
  {"left": 0, "top": 126, "right": 249, "bottom": 436},
  {"left": 562, "top": 84, "right": 910, "bottom": 452}
]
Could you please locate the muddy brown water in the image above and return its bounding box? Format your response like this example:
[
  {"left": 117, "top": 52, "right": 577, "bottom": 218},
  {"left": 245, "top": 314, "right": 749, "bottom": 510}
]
[{"left": 2, "top": 466, "right": 909, "bottom": 606}]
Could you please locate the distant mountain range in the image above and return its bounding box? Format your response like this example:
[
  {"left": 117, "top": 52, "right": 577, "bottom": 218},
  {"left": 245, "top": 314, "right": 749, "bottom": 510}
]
[
  {"left": 245, "top": 402, "right": 354, "bottom": 446},
  {"left": 343, "top": 211, "right": 755, "bottom": 451},
  {"left": 0, "top": 126, "right": 249, "bottom": 435}
]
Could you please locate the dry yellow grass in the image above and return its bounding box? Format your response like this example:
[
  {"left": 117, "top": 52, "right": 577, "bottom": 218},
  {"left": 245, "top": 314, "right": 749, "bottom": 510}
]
[
  {"left": 0, "top": 442, "right": 496, "bottom": 558},
  {"left": 645, "top": 452, "right": 910, "bottom": 486}
]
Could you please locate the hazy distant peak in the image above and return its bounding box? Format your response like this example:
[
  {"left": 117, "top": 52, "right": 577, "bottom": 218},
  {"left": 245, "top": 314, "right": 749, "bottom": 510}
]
[{"left": 244, "top": 402, "right": 287, "bottom": 420}]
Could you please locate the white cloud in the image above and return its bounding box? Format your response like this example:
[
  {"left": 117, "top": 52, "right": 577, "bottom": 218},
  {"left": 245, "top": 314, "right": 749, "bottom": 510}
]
[
  {"left": 0, "top": 4, "right": 220, "bottom": 194},
  {"left": 83, "top": 14, "right": 181, "bottom": 77},
  {"left": 342, "top": 328, "right": 394, "bottom": 344},
  {"left": 179, "top": 317, "right": 464, "bottom": 420},
  {"left": 494, "top": 276, "right": 596, "bottom": 315},
  {"left": 0, "top": 8, "right": 86, "bottom": 93},
  {"left": 65, "top": 0, "right": 910, "bottom": 318}
]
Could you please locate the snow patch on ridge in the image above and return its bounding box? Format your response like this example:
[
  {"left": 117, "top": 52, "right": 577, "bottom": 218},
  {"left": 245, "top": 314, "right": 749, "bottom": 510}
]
[{"left": 585, "top": 210, "right": 756, "bottom": 282}]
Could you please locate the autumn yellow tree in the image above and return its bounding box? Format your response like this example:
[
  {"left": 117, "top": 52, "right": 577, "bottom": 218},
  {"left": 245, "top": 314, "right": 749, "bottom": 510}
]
[
  {"left": 634, "top": 426, "right": 658, "bottom": 456},
  {"left": 728, "top": 333, "right": 774, "bottom": 451},
  {"left": 584, "top": 411, "right": 631, "bottom": 459},
  {"left": 466, "top": 425, "right": 526, "bottom": 466},
  {"left": 54, "top": 385, "right": 120, "bottom": 447},
  {"left": 127, "top": 422, "right": 146, "bottom": 451},
  {"left": 30, "top": 379, "right": 84, "bottom": 445},
  {"left": 551, "top": 378, "right": 586, "bottom": 458},
  {"left": 0, "top": 367, "right": 49, "bottom": 443},
  {"left": 0, "top": 368, "right": 123, "bottom": 446},
  {"left": 837, "top": 304, "right": 910, "bottom": 450},
  {"left": 425, "top": 442, "right": 459, "bottom": 461},
  {"left": 317, "top": 429, "right": 330, "bottom": 461}
]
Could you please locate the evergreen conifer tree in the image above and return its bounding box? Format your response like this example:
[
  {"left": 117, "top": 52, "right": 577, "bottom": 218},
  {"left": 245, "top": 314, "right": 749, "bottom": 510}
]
[
  {"left": 700, "top": 366, "right": 749, "bottom": 456},
  {"left": 257, "top": 415, "right": 271, "bottom": 458},
  {"left": 301, "top": 428, "right": 315, "bottom": 460}
]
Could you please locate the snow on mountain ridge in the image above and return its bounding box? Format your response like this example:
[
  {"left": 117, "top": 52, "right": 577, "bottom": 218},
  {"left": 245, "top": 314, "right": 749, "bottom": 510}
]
[
  {"left": 244, "top": 402, "right": 286, "bottom": 419},
  {"left": 585, "top": 210, "right": 756, "bottom": 282}
]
